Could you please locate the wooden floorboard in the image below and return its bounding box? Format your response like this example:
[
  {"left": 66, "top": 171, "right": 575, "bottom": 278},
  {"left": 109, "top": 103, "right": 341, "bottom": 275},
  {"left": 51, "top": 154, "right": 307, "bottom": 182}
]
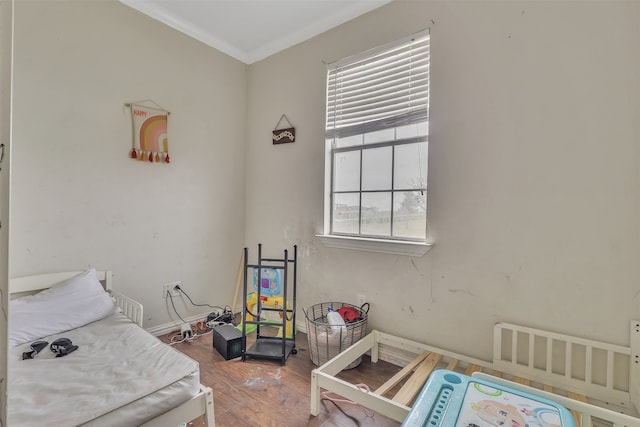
[{"left": 168, "top": 324, "right": 402, "bottom": 427}]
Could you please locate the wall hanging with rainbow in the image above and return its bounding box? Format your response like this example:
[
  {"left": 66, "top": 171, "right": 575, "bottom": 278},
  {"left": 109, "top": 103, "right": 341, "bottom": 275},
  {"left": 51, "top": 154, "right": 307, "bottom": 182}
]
[{"left": 126, "top": 101, "right": 171, "bottom": 164}]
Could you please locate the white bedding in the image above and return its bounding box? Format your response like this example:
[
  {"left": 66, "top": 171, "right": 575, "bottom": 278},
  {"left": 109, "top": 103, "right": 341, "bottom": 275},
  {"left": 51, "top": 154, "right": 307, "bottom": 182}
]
[{"left": 8, "top": 312, "right": 200, "bottom": 427}]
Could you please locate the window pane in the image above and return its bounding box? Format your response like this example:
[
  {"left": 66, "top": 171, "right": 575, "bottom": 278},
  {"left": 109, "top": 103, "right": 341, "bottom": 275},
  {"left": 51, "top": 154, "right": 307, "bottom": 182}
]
[
  {"left": 394, "top": 142, "right": 427, "bottom": 190},
  {"left": 333, "top": 151, "right": 360, "bottom": 192},
  {"left": 364, "top": 129, "right": 394, "bottom": 145},
  {"left": 417, "top": 121, "right": 429, "bottom": 136},
  {"left": 333, "top": 193, "right": 360, "bottom": 234},
  {"left": 396, "top": 121, "right": 429, "bottom": 139},
  {"left": 362, "top": 147, "right": 392, "bottom": 191},
  {"left": 393, "top": 191, "right": 426, "bottom": 239},
  {"left": 361, "top": 192, "right": 391, "bottom": 236},
  {"left": 335, "top": 134, "right": 362, "bottom": 148}
]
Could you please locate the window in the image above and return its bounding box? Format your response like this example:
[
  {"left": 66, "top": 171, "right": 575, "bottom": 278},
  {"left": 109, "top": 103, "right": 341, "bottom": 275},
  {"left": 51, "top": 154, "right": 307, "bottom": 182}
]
[{"left": 320, "top": 31, "right": 431, "bottom": 255}]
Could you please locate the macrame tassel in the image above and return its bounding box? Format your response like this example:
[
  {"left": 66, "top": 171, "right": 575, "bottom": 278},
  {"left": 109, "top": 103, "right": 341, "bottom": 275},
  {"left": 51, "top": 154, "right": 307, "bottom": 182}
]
[{"left": 131, "top": 149, "right": 169, "bottom": 164}]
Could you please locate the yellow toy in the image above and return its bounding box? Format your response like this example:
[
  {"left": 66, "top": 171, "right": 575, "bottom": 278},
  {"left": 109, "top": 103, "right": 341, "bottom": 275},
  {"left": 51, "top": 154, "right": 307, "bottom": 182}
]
[{"left": 244, "top": 292, "right": 294, "bottom": 338}]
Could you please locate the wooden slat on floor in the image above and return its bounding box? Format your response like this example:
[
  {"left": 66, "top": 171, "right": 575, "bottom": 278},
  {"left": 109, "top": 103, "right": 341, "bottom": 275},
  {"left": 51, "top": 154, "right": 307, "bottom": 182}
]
[
  {"left": 446, "top": 358, "right": 459, "bottom": 371},
  {"left": 465, "top": 364, "right": 483, "bottom": 375},
  {"left": 375, "top": 351, "right": 430, "bottom": 397},
  {"left": 392, "top": 352, "right": 443, "bottom": 406}
]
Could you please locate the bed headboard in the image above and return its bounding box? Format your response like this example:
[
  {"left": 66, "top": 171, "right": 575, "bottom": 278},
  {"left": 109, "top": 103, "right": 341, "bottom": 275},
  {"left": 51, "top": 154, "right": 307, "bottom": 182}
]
[
  {"left": 493, "top": 321, "right": 640, "bottom": 414},
  {"left": 9, "top": 270, "right": 113, "bottom": 295},
  {"left": 9, "top": 270, "right": 143, "bottom": 327}
]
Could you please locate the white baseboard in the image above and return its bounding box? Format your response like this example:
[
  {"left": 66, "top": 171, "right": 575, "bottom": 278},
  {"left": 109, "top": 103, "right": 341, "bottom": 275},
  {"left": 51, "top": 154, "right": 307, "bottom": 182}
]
[
  {"left": 148, "top": 313, "right": 309, "bottom": 341},
  {"left": 146, "top": 313, "right": 210, "bottom": 336}
]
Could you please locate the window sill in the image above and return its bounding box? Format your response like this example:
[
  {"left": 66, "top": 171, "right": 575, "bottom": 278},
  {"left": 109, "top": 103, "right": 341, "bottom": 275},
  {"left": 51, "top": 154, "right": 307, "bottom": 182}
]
[{"left": 316, "top": 234, "right": 432, "bottom": 257}]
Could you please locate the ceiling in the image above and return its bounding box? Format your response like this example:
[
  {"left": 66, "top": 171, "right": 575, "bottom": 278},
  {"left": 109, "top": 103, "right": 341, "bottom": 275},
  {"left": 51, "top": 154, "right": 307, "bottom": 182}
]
[{"left": 119, "top": 0, "right": 392, "bottom": 64}]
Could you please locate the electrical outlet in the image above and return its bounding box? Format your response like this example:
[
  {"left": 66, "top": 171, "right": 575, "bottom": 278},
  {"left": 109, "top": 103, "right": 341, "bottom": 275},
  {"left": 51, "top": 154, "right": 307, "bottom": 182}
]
[
  {"left": 163, "top": 281, "right": 181, "bottom": 298},
  {"left": 357, "top": 294, "right": 367, "bottom": 306}
]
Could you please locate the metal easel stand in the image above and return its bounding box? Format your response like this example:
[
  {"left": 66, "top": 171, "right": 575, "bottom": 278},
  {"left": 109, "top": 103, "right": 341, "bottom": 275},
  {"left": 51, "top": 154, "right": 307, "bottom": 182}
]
[{"left": 241, "top": 243, "right": 297, "bottom": 365}]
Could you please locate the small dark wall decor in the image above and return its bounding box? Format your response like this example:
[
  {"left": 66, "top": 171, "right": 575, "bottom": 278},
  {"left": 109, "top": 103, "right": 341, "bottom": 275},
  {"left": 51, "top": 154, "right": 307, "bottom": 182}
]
[{"left": 272, "top": 114, "right": 295, "bottom": 145}]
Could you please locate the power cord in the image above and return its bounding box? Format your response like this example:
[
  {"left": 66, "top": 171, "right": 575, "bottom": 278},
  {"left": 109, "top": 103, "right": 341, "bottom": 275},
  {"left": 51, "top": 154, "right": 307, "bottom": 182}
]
[
  {"left": 166, "top": 289, "right": 203, "bottom": 344},
  {"left": 166, "top": 285, "right": 234, "bottom": 340},
  {"left": 166, "top": 289, "right": 188, "bottom": 324},
  {"left": 174, "top": 284, "right": 234, "bottom": 328},
  {"left": 174, "top": 285, "right": 228, "bottom": 312},
  {"left": 166, "top": 324, "right": 212, "bottom": 345},
  {"left": 206, "top": 307, "right": 234, "bottom": 327},
  {"left": 321, "top": 383, "right": 375, "bottom": 419}
]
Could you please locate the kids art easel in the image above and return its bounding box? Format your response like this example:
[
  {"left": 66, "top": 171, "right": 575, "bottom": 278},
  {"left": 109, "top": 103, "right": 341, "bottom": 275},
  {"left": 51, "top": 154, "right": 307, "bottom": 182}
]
[{"left": 241, "top": 244, "right": 297, "bottom": 365}]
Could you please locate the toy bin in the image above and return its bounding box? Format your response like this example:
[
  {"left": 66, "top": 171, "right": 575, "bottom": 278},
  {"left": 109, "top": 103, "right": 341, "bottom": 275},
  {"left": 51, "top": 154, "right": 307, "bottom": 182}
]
[{"left": 304, "top": 302, "right": 369, "bottom": 369}]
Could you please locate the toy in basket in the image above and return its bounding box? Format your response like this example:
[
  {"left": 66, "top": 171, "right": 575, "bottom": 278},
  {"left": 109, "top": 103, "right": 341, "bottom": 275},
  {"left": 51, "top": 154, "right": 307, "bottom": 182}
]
[
  {"left": 304, "top": 302, "right": 369, "bottom": 369},
  {"left": 402, "top": 370, "right": 576, "bottom": 427}
]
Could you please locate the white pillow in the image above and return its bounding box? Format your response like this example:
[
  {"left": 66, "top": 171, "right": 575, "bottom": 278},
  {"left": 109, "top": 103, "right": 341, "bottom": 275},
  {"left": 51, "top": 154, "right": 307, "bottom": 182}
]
[{"left": 9, "top": 269, "right": 120, "bottom": 347}]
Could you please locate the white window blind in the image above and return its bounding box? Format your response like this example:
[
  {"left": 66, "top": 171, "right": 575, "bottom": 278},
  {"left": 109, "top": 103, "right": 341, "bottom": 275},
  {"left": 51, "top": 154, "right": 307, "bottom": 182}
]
[{"left": 326, "top": 32, "right": 430, "bottom": 140}]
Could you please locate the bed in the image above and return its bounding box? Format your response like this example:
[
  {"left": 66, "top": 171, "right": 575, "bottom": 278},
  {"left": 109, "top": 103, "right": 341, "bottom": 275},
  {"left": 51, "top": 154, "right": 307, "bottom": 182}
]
[
  {"left": 311, "top": 322, "right": 640, "bottom": 427},
  {"left": 8, "top": 269, "right": 215, "bottom": 427}
]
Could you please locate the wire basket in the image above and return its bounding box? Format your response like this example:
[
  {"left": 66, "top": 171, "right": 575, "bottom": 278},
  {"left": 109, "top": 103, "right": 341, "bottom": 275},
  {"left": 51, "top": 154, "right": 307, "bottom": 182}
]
[{"left": 304, "top": 302, "right": 369, "bottom": 369}]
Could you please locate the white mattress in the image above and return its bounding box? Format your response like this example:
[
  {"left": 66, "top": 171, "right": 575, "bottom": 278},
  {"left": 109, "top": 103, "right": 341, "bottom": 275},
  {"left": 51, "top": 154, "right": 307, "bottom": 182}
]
[{"left": 8, "top": 313, "right": 200, "bottom": 427}]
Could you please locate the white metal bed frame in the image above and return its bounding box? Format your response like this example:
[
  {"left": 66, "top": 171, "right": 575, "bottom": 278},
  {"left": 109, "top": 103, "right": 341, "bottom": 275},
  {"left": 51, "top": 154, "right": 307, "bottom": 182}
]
[
  {"left": 311, "top": 323, "right": 640, "bottom": 427},
  {"left": 9, "top": 270, "right": 215, "bottom": 427}
]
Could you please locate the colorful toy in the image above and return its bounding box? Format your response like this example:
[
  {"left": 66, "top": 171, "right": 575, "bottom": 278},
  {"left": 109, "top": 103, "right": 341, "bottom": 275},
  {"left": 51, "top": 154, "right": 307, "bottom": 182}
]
[
  {"left": 244, "top": 291, "right": 293, "bottom": 338},
  {"left": 402, "top": 370, "right": 575, "bottom": 427},
  {"left": 252, "top": 268, "right": 281, "bottom": 296},
  {"left": 239, "top": 267, "right": 293, "bottom": 338}
]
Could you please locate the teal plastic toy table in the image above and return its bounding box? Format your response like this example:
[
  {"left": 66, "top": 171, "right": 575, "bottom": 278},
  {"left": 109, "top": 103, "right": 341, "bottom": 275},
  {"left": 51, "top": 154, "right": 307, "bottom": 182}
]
[{"left": 402, "top": 370, "right": 576, "bottom": 427}]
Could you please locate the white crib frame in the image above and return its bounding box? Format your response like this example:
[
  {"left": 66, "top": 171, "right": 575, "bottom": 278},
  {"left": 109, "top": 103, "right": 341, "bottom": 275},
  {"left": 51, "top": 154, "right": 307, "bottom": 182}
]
[
  {"left": 493, "top": 321, "right": 640, "bottom": 414},
  {"left": 311, "top": 324, "right": 640, "bottom": 427},
  {"left": 10, "top": 270, "right": 215, "bottom": 427}
]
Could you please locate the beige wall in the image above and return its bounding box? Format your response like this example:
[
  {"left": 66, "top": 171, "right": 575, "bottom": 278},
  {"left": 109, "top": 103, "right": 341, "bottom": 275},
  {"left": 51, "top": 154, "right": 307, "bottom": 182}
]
[
  {"left": 246, "top": 0, "right": 640, "bottom": 359},
  {"left": 10, "top": 1, "right": 247, "bottom": 329}
]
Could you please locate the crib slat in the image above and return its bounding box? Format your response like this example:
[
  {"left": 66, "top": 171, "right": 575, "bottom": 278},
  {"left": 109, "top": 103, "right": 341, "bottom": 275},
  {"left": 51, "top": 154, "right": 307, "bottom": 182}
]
[
  {"left": 585, "top": 346, "right": 592, "bottom": 385},
  {"left": 393, "top": 352, "right": 442, "bottom": 406},
  {"left": 511, "top": 330, "right": 518, "bottom": 365},
  {"left": 606, "top": 350, "right": 614, "bottom": 390},
  {"left": 528, "top": 333, "right": 535, "bottom": 369},
  {"left": 546, "top": 336, "right": 553, "bottom": 374},
  {"left": 375, "top": 351, "right": 429, "bottom": 396},
  {"left": 566, "top": 341, "right": 572, "bottom": 379}
]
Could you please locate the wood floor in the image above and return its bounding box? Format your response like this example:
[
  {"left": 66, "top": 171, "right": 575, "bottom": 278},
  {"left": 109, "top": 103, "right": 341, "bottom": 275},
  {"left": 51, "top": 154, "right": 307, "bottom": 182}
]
[{"left": 168, "top": 325, "right": 403, "bottom": 427}]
